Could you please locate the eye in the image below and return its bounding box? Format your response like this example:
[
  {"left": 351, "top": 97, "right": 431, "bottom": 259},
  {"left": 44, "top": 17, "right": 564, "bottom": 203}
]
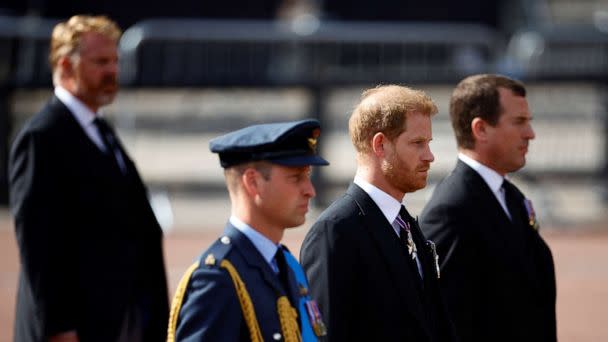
[{"left": 412, "top": 139, "right": 426, "bottom": 146}]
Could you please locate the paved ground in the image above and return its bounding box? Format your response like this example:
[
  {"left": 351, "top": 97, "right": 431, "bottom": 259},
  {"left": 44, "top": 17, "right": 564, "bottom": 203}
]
[{"left": 1, "top": 223, "right": 607, "bottom": 341}]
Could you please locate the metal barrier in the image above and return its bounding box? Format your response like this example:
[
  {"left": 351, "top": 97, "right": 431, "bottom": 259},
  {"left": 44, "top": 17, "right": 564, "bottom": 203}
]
[
  {"left": 119, "top": 19, "right": 500, "bottom": 87},
  {"left": 3, "top": 15, "right": 608, "bottom": 220},
  {"left": 504, "top": 24, "right": 608, "bottom": 80},
  {"left": 503, "top": 23, "right": 608, "bottom": 205},
  {"left": 114, "top": 19, "right": 500, "bottom": 205}
]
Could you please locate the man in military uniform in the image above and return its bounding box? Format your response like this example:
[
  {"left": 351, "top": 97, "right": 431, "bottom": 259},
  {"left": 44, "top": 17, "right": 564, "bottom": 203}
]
[{"left": 168, "top": 119, "right": 329, "bottom": 342}]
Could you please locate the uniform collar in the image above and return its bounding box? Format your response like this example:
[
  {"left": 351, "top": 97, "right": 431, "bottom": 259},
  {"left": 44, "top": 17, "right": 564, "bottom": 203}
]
[{"left": 229, "top": 215, "right": 279, "bottom": 267}]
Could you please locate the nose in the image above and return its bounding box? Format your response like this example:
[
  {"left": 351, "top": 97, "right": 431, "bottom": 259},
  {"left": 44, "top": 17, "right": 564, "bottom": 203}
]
[
  {"left": 303, "top": 178, "right": 316, "bottom": 198},
  {"left": 525, "top": 123, "right": 536, "bottom": 140},
  {"left": 423, "top": 144, "right": 435, "bottom": 163},
  {"left": 107, "top": 59, "right": 119, "bottom": 75}
]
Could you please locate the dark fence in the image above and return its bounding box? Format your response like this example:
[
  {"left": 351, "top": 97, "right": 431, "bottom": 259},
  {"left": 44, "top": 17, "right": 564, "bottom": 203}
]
[
  {"left": 118, "top": 19, "right": 499, "bottom": 87},
  {"left": 2, "top": 16, "right": 608, "bottom": 207}
]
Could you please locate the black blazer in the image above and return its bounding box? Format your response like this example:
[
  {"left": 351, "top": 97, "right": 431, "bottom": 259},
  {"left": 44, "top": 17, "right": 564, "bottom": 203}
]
[
  {"left": 300, "top": 183, "right": 456, "bottom": 342},
  {"left": 420, "top": 160, "right": 557, "bottom": 342},
  {"left": 9, "top": 96, "right": 169, "bottom": 342}
]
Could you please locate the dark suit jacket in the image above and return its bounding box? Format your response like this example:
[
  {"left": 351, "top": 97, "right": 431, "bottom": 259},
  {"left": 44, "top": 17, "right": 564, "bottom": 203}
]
[
  {"left": 420, "top": 160, "right": 557, "bottom": 342},
  {"left": 300, "top": 183, "right": 456, "bottom": 342},
  {"left": 9, "top": 96, "right": 169, "bottom": 342},
  {"left": 175, "top": 224, "right": 307, "bottom": 341}
]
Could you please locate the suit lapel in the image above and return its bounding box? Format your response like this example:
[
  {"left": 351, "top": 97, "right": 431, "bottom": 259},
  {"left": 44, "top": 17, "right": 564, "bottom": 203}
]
[
  {"left": 407, "top": 216, "right": 435, "bottom": 290},
  {"left": 456, "top": 162, "right": 541, "bottom": 291},
  {"left": 346, "top": 184, "right": 431, "bottom": 337},
  {"left": 502, "top": 180, "right": 547, "bottom": 294},
  {"left": 457, "top": 162, "right": 524, "bottom": 249},
  {"left": 50, "top": 96, "right": 136, "bottom": 177}
]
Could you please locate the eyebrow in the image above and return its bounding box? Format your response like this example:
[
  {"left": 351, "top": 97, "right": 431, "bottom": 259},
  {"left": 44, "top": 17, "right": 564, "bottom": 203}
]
[{"left": 409, "top": 135, "right": 432, "bottom": 141}]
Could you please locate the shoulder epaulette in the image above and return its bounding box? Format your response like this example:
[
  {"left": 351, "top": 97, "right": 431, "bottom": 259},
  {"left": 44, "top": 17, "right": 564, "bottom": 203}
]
[{"left": 198, "top": 235, "right": 233, "bottom": 268}]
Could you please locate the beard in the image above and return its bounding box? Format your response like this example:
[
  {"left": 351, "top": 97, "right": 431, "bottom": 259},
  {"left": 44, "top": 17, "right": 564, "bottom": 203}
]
[
  {"left": 95, "top": 91, "right": 117, "bottom": 107},
  {"left": 381, "top": 152, "right": 428, "bottom": 194},
  {"left": 74, "top": 74, "right": 119, "bottom": 109}
]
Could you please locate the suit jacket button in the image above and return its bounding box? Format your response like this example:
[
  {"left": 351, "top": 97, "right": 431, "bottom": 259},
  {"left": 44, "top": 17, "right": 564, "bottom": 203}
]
[
  {"left": 273, "top": 332, "right": 282, "bottom": 340},
  {"left": 220, "top": 236, "right": 231, "bottom": 244}
]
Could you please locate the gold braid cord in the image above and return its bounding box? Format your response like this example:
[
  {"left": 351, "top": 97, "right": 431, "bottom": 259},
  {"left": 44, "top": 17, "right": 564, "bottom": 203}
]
[
  {"left": 166, "top": 258, "right": 302, "bottom": 342},
  {"left": 167, "top": 261, "right": 200, "bottom": 342},
  {"left": 277, "top": 296, "right": 302, "bottom": 342},
  {"left": 221, "top": 259, "right": 264, "bottom": 342}
]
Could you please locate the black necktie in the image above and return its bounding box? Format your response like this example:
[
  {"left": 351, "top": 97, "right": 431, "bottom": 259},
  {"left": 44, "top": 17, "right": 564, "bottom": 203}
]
[
  {"left": 93, "top": 117, "right": 126, "bottom": 174},
  {"left": 502, "top": 179, "right": 523, "bottom": 224},
  {"left": 274, "top": 247, "right": 291, "bottom": 294}
]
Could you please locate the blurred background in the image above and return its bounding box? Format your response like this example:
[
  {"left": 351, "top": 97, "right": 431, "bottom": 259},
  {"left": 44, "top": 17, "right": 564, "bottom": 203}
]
[{"left": 1, "top": 0, "right": 608, "bottom": 341}]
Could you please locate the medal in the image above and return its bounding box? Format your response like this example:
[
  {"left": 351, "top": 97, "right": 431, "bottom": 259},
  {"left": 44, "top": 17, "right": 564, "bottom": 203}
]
[
  {"left": 396, "top": 217, "right": 418, "bottom": 260},
  {"left": 426, "top": 240, "right": 440, "bottom": 279},
  {"left": 305, "top": 299, "right": 327, "bottom": 336},
  {"left": 523, "top": 198, "right": 539, "bottom": 230},
  {"left": 406, "top": 228, "right": 417, "bottom": 260}
]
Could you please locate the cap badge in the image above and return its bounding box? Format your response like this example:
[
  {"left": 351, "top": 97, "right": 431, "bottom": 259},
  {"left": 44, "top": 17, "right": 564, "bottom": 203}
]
[{"left": 308, "top": 128, "right": 321, "bottom": 152}]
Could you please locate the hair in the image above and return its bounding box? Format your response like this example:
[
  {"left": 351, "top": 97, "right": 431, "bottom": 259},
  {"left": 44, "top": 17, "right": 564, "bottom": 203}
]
[
  {"left": 450, "top": 74, "right": 527, "bottom": 149},
  {"left": 348, "top": 84, "right": 438, "bottom": 154},
  {"left": 49, "top": 15, "right": 121, "bottom": 75},
  {"left": 224, "top": 161, "right": 273, "bottom": 194}
]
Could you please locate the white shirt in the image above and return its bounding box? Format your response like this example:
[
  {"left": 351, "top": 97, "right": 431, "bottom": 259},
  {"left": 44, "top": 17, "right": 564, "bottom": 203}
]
[
  {"left": 55, "top": 87, "right": 127, "bottom": 172},
  {"left": 458, "top": 153, "right": 511, "bottom": 219},
  {"left": 230, "top": 215, "right": 280, "bottom": 273},
  {"left": 55, "top": 86, "right": 106, "bottom": 151},
  {"left": 354, "top": 175, "right": 402, "bottom": 236},
  {"left": 353, "top": 176, "right": 424, "bottom": 277}
]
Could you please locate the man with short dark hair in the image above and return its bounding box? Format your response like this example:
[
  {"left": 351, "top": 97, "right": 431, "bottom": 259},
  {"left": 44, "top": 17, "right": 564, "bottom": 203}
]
[
  {"left": 168, "top": 119, "right": 329, "bottom": 342},
  {"left": 420, "top": 74, "right": 557, "bottom": 342}
]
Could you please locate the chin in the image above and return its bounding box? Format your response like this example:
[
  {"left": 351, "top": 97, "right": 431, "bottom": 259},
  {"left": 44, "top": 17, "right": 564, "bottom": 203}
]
[
  {"left": 97, "top": 94, "right": 117, "bottom": 107},
  {"left": 286, "top": 217, "right": 305, "bottom": 228}
]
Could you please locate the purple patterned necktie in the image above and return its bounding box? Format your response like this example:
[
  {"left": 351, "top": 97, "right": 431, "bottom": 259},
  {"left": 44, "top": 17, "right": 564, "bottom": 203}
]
[{"left": 395, "top": 207, "right": 418, "bottom": 260}]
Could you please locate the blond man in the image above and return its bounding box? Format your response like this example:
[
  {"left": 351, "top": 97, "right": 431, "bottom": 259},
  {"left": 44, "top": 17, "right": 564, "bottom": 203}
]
[
  {"left": 10, "top": 15, "right": 169, "bottom": 342},
  {"left": 300, "top": 85, "right": 457, "bottom": 342}
]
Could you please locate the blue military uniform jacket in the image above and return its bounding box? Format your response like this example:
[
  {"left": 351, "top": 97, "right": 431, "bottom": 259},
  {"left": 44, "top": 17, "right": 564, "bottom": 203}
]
[{"left": 172, "top": 224, "right": 321, "bottom": 341}]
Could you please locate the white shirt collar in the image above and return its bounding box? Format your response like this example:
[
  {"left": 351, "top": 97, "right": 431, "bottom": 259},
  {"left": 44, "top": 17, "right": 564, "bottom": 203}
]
[
  {"left": 458, "top": 152, "right": 505, "bottom": 193},
  {"left": 354, "top": 175, "right": 402, "bottom": 225},
  {"left": 54, "top": 86, "right": 100, "bottom": 126},
  {"left": 229, "top": 215, "right": 279, "bottom": 267}
]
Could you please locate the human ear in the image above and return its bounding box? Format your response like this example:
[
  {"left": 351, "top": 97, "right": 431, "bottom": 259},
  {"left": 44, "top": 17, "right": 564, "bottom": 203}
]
[
  {"left": 471, "top": 117, "right": 489, "bottom": 143},
  {"left": 58, "top": 56, "right": 75, "bottom": 77},
  {"left": 371, "top": 132, "right": 387, "bottom": 158},
  {"left": 241, "top": 168, "right": 260, "bottom": 197}
]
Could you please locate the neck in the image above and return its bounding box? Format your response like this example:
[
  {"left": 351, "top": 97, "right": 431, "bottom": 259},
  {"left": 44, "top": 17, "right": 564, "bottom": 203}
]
[
  {"left": 460, "top": 149, "right": 506, "bottom": 176},
  {"left": 58, "top": 81, "right": 100, "bottom": 113},
  {"left": 232, "top": 205, "right": 283, "bottom": 244},
  {"left": 355, "top": 166, "right": 405, "bottom": 202}
]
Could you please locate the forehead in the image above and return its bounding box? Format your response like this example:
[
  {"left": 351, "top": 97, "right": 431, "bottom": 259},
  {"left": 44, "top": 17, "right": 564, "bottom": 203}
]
[
  {"left": 401, "top": 111, "right": 432, "bottom": 134},
  {"left": 498, "top": 87, "right": 530, "bottom": 117}
]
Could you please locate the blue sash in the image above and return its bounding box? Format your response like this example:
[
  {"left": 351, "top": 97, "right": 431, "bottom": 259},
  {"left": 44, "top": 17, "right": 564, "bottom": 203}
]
[{"left": 283, "top": 251, "right": 318, "bottom": 342}]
